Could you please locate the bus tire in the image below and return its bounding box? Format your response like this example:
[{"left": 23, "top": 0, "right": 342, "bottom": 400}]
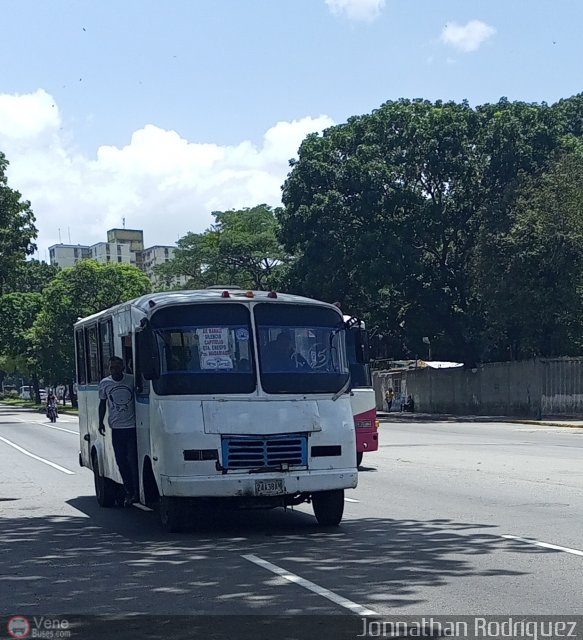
[
  {"left": 312, "top": 489, "right": 344, "bottom": 526},
  {"left": 159, "top": 496, "right": 183, "bottom": 533},
  {"left": 93, "top": 455, "right": 117, "bottom": 508},
  {"left": 356, "top": 451, "right": 363, "bottom": 467}
]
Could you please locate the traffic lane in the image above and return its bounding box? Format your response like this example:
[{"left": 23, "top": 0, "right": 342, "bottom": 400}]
[
  {"left": 0, "top": 416, "right": 80, "bottom": 475},
  {"left": 1, "top": 493, "right": 364, "bottom": 615},
  {"left": 3, "top": 410, "right": 581, "bottom": 616},
  {"left": 0, "top": 414, "right": 355, "bottom": 615},
  {"left": 343, "top": 440, "right": 583, "bottom": 613},
  {"left": 378, "top": 418, "right": 583, "bottom": 451},
  {"left": 377, "top": 420, "right": 583, "bottom": 489},
  {"left": 0, "top": 421, "right": 534, "bottom": 618}
]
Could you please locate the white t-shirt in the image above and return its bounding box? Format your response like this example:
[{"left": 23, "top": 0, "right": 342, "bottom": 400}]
[{"left": 98, "top": 374, "right": 136, "bottom": 429}]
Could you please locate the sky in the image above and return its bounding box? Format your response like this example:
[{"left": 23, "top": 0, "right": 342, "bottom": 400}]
[{"left": 1, "top": 0, "right": 582, "bottom": 260}]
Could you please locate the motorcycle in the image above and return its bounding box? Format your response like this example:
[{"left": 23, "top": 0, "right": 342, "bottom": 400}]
[{"left": 46, "top": 403, "right": 58, "bottom": 423}]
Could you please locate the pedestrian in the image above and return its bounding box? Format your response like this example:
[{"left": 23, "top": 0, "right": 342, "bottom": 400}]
[
  {"left": 402, "top": 394, "right": 414, "bottom": 413},
  {"left": 98, "top": 355, "right": 139, "bottom": 507},
  {"left": 384, "top": 388, "right": 394, "bottom": 413}
]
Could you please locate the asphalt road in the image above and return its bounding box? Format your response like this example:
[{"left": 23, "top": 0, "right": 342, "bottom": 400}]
[{"left": 1, "top": 406, "right": 582, "bottom": 622}]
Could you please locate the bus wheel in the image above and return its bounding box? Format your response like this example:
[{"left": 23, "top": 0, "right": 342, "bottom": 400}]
[
  {"left": 159, "top": 497, "right": 183, "bottom": 533},
  {"left": 312, "top": 490, "right": 344, "bottom": 526},
  {"left": 92, "top": 455, "right": 117, "bottom": 508},
  {"left": 356, "top": 451, "right": 363, "bottom": 467}
]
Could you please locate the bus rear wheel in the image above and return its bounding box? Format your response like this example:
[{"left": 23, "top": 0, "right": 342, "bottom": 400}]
[
  {"left": 312, "top": 490, "right": 344, "bottom": 526},
  {"left": 93, "top": 455, "right": 117, "bottom": 508},
  {"left": 356, "top": 451, "right": 363, "bottom": 467},
  {"left": 159, "top": 496, "right": 183, "bottom": 533}
]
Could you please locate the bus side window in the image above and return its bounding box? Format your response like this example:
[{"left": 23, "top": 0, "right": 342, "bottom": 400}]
[
  {"left": 86, "top": 325, "right": 100, "bottom": 384},
  {"left": 99, "top": 319, "right": 114, "bottom": 379},
  {"left": 123, "top": 335, "right": 133, "bottom": 374},
  {"left": 75, "top": 329, "right": 87, "bottom": 385}
]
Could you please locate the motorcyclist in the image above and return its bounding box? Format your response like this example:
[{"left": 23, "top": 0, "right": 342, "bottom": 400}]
[{"left": 46, "top": 393, "right": 58, "bottom": 421}]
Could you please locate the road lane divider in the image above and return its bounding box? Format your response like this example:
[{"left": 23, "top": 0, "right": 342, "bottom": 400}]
[
  {"left": 242, "top": 553, "right": 377, "bottom": 616},
  {"left": 502, "top": 534, "right": 583, "bottom": 557},
  {"left": 0, "top": 435, "right": 75, "bottom": 475},
  {"left": 344, "top": 497, "right": 359, "bottom": 503},
  {"left": 15, "top": 417, "right": 79, "bottom": 435}
]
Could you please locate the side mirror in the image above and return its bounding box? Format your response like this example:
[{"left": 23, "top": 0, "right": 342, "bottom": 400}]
[
  {"left": 353, "top": 327, "right": 370, "bottom": 364},
  {"left": 136, "top": 321, "right": 160, "bottom": 380}
]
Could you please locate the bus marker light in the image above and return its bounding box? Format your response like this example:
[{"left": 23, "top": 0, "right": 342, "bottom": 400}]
[
  {"left": 221, "top": 291, "right": 230, "bottom": 298},
  {"left": 267, "top": 291, "right": 277, "bottom": 298}
]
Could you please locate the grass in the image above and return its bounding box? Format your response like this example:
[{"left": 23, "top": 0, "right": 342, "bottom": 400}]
[{"left": 0, "top": 398, "right": 79, "bottom": 414}]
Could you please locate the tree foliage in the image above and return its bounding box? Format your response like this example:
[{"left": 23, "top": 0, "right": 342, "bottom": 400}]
[
  {"left": 4, "top": 259, "right": 59, "bottom": 294},
  {"left": 157, "top": 205, "right": 290, "bottom": 290},
  {"left": 0, "top": 292, "right": 43, "bottom": 373},
  {"left": 0, "top": 152, "right": 38, "bottom": 293},
  {"left": 279, "top": 96, "right": 581, "bottom": 363},
  {"left": 31, "top": 261, "right": 151, "bottom": 383},
  {"left": 475, "top": 145, "right": 583, "bottom": 359}
]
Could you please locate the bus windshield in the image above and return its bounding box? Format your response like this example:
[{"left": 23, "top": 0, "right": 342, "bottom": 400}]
[
  {"left": 345, "top": 327, "right": 372, "bottom": 388},
  {"left": 150, "top": 303, "right": 255, "bottom": 395},
  {"left": 255, "top": 303, "right": 349, "bottom": 394}
]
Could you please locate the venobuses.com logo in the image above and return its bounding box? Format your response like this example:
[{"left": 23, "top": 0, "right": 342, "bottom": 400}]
[
  {"left": 6, "top": 616, "right": 71, "bottom": 639},
  {"left": 7, "top": 616, "right": 31, "bottom": 639}
]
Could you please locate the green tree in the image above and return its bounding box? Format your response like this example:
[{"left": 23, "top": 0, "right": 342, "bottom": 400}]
[
  {"left": 4, "top": 259, "right": 59, "bottom": 294},
  {"left": 280, "top": 98, "right": 564, "bottom": 364},
  {"left": 157, "top": 205, "right": 290, "bottom": 290},
  {"left": 0, "top": 152, "right": 38, "bottom": 293},
  {"left": 475, "top": 146, "right": 583, "bottom": 359},
  {"left": 0, "top": 292, "right": 43, "bottom": 401},
  {"left": 31, "top": 261, "right": 151, "bottom": 397}
]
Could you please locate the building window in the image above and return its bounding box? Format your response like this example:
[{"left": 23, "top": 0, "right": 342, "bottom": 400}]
[{"left": 118, "top": 256, "right": 122, "bottom": 262}]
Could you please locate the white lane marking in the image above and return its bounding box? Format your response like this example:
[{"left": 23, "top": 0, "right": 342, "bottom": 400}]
[
  {"left": 13, "top": 417, "right": 78, "bottom": 435},
  {"left": 502, "top": 535, "right": 583, "bottom": 557},
  {"left": 243, "top": 554, "right": 377, "bottom": 616},
  {"left": 38, "top": 423, "right": 79, "bottom": 435},
  {"left": 344, "top": 497, "right": 359, "bottom": 503},
  {"left": 0, "top": 435, "right": 75, "bottom": 475},
  {"left": 133, "top": 503, "right": 153, "bottom": 512}
]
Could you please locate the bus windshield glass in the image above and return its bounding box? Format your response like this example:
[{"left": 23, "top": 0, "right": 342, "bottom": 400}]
[
  {"left": 254, "top": 303, "right": 349, "bottom": 394},
  {"left": 345, "top": 327, "right": 372, "bottom": 388},
  {"left": 150, "top": 303, "right": 255, "bottom": 395}
]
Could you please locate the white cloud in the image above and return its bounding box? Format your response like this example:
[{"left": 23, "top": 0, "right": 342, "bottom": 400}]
[
  {"left": 440, "top": 20, "right": 496, "bottom": 53},
  {"left": 0, "top": 90, "right": 334, "bottom": 259},
  {"left": 325, "top": 0, "right": 386, "bottom": 22}
]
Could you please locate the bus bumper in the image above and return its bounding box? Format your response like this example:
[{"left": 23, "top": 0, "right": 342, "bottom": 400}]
[
  {"left": 159, "top": 469, "right": 358, "bottom": 498},
  {"left": 356, "top": 429, "right": 379, "bottom": 454}
]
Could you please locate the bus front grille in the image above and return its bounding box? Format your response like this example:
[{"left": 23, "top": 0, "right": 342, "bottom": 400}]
[{"left": 221, "top": 434, "right": 308, "bottom": 470}]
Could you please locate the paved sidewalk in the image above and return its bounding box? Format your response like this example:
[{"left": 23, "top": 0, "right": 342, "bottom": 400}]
[{"left": 377, "top": 410, "right": 583, "bottom": 428}]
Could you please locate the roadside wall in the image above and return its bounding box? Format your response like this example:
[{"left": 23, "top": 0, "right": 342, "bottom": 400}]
[{"left": 372, "top": 357, "right": 583, "bottom": 418}]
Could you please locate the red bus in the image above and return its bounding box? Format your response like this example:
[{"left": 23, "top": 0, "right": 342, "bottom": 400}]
[{"left": 344, "top": 316, "right": 379, "bottom": 466}]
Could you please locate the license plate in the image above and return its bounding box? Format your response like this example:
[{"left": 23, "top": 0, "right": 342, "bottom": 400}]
[{"left": 255, "top": 479, "right": 284, "bottom": 496}]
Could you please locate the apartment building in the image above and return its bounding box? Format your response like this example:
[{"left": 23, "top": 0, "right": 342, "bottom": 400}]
[
  {"left": 48, "top": 229, "right": 186, "bottom": 287},
  {"left": 48, "top": 244, "right": 91, "bottom": 268}
]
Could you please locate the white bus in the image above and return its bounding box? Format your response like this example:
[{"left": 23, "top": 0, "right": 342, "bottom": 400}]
[{"left": 75, "top": 289, "right": 365, "bottom": 531}]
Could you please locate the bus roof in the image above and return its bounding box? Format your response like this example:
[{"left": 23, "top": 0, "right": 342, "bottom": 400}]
[{"left": 75, "top": 290, "right": 341, "bottom": 327}]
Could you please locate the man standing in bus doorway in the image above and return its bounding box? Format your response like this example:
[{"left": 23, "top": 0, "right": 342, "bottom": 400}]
[{"left": 98, "top": 356, "right": 139, "bottom": 508}]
